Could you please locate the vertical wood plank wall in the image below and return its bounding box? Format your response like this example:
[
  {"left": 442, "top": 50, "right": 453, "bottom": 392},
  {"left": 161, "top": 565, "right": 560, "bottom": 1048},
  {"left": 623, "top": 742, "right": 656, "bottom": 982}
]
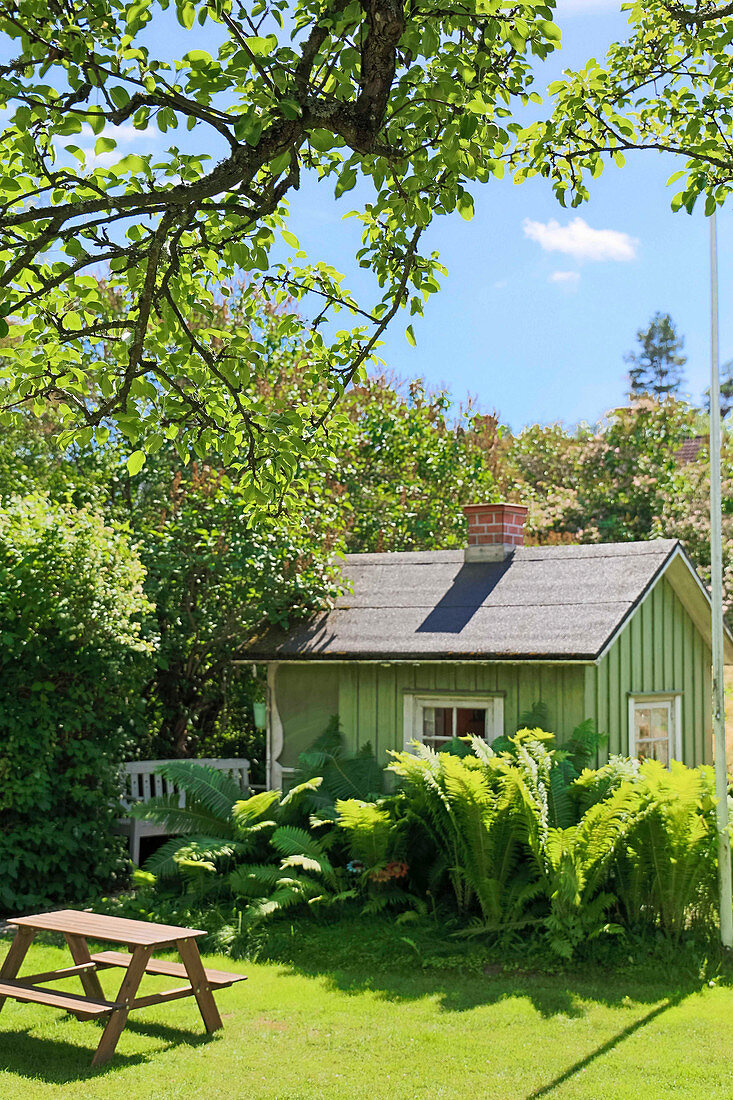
[
  {"left": 274, "top": 660, "right": 587, "bottom": 766},
  {"left": 272, "top": 576, "right": 712, "bottom": 769},
  {"left": 586, "top": 577, "right": 712, "bottom": 765}
]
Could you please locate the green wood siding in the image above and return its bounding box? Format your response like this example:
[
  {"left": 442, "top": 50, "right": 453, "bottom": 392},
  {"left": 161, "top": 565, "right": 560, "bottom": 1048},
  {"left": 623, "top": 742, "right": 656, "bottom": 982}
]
[
  {"left": 274, "top": 660, "right": 587, "bottom": 765},
  {"left": 275, "top": 664, "right": 339, "bottom": 767},
  {"left": 585, "top": 576, "right": 712, "bottom": 766}
]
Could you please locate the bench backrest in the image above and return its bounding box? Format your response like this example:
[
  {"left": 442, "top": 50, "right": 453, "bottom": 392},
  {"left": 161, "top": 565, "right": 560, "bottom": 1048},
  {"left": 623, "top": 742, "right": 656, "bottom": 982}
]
[{"left": 120, "top": 758, "right": 250, "bottom": 812}]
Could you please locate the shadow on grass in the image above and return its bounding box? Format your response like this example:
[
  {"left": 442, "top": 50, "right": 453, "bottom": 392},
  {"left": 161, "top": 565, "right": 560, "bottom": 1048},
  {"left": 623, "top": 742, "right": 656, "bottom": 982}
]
[
  {"left": 258, "top": 915, "right": 717, "bottom": 1020},
  {"left": 525, "top": 995, "right": 684, "bottom": 1099},
  {"left": 262, "top": 920, "right": 700, "bottom": 1096},
  {"left": 0, "top": 1018, "right": 217, "bottom": 1084}
]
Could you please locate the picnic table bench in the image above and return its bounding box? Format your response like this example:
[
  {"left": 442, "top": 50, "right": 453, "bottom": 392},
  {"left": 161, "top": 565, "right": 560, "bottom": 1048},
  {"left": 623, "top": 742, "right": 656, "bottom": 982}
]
[{"left": 0, "top": 909, "right": 247, "bottom": 1066}]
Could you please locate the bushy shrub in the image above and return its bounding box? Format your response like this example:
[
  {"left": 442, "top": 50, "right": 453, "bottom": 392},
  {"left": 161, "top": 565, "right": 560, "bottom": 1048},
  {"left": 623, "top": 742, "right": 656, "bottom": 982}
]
[{"left": 0, "top": 495, "right": 152, "bottom": 913}]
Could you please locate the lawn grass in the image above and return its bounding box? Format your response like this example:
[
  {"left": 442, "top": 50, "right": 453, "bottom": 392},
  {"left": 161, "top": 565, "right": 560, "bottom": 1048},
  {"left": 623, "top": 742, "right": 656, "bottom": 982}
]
[{"left": 1, "top": 918, "right": 733, "bottom": 1099}]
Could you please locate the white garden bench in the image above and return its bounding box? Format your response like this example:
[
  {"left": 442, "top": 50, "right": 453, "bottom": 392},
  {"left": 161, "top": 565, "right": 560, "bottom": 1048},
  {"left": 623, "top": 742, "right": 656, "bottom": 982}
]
[{"left": 117, "top": 758, "right": 250, "bottom": 865}]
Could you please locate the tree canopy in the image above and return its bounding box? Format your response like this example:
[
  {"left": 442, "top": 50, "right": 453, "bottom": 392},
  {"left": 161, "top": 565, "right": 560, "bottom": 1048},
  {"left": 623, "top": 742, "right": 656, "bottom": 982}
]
[
  {"left": 522, "top": 1, "right": 733, "bottom": 214},
  {"left": 0, "top": 0, "right": 561, "bottom": 498}
]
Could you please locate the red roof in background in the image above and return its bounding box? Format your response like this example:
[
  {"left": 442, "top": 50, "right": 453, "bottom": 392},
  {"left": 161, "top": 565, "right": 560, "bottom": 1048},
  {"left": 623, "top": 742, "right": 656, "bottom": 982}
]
[{"left": 675, "top": 436, "right": 708, "bottom": 465}]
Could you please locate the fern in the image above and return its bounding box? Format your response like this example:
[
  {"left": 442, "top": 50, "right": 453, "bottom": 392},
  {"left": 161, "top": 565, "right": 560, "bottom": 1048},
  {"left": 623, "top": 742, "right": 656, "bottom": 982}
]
[
  {"left": 389, "top": 741, "right": 543, "bottom": 929},
  {"left": 228, "top": 822, "right": 338, "bottom": 921},
  {"left": 232, "top": 789, "right": 281, "bottom": 829},
  {"left": 517, "top": 701, "right": 550, "bottom": 732},
  {"left": 613, "top": 761, "right": 718, "bottom": 937},
  {"left": 336, "top": 799, "right": 392, "bottom": 867},
  {"left": 556, "top": 718, "right": 607, "bottom": 773},
  {"left": 145, "top": 835, "right": 248, "bottom": 880},
  {"left": 292, "top": 717, "right": 385, "bottom": 811},
  {"left": 151, "top": 761, "right": 245, "bottom": 818},
  {"left": 131, "top": 795, "right": 234, "bottom": 838},
  {"left": 135, "top": 764, "right": 283, "bottom": 889}
]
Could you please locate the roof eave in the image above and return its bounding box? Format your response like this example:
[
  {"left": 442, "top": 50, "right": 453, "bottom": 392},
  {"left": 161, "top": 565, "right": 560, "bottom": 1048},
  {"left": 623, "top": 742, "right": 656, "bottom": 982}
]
[
  {"left": 594, "top": 541, "right": 733, "bottom": 665},
  {"left": 238, "top": 652, "right": 598, "bottom": 664}
]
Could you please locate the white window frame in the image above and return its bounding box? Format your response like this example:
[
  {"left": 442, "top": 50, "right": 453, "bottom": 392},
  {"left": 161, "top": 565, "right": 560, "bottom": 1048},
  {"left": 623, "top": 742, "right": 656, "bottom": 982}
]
[
  {"left": 403, "top": 693, "right": 504, "bottom": 751},
  {"left": 628, "top": 693, "right": 682, "bottom": 765}
]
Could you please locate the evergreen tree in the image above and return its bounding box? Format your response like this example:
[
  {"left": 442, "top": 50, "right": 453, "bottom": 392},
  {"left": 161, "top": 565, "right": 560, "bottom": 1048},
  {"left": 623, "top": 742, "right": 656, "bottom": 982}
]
[{"left": 625, "top": 313, "right": 687, "bottom": 399}]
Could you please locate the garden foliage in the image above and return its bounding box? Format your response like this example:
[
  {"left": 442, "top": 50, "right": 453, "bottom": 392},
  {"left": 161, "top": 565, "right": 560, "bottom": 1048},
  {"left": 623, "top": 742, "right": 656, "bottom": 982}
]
[
  {"left": 130, "top": 728, "right": 727, "bottom": 958},
  {"left": 0, "top": 494, "right": 151, "bottom": 912}
]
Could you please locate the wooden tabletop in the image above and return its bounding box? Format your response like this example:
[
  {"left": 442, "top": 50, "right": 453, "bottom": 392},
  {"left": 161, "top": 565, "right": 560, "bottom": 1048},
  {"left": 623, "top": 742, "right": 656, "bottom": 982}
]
[{"left": 8, "top": 910, "right": 206, "bottom": 946}]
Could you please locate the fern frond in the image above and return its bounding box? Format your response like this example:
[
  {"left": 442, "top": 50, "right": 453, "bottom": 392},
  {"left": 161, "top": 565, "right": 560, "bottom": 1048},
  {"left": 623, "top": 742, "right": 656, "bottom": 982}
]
[
  {"left": 232, "top": 789, "right": 281, "bottom": 830},
  {"left": 153, "top": 761, "right": 244, "bottom": 818},
  {"left": 336, "top": 799, "right": 392, "bottom": 866},
  {"left": 229, "top": 863, "right": 285, "bottom": 896},
  {"left": 517, "top": 701, "right": 550, "bottom": 732},
  {"left": 130, "top": 796, "right": 233, "bottom": 838},
  {"left": 141, "top": 835, "right": 192, "bottom": 879},
  {"left": 142, "top": 835, "right": 245, "bottom": 879}
]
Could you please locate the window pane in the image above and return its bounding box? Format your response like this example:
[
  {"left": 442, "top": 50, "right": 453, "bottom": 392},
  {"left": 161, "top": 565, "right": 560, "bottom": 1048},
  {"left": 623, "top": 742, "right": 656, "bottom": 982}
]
[
  {"left": 651, "top": 705, "right": 669, "bottom": 739},
  {"left": 634, "top": 707, "right": 651, "bottom": 741},
  {"left": 636, "top": 737, "right": 669, "bottom": 766},
  {"left": 423, "top": 707, "right": 451, "bottom": 741},
  {"left": 456, "top": 708, "right": 486, "bottom": 737},
  {"left": 634, "top": 701, "right": 673, "bottom": 766}
]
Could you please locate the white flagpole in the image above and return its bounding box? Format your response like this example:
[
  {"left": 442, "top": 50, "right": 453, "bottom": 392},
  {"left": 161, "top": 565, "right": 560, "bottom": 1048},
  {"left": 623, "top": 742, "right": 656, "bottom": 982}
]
[{"left": 709, "top": 203, "right": 733, "bottom": 948}]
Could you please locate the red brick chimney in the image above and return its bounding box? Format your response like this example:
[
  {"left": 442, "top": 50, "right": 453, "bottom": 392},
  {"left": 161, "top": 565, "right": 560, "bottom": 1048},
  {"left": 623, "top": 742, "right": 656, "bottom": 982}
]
[{"left": 463, "top": 501, "right": 528, "bottom": 562}]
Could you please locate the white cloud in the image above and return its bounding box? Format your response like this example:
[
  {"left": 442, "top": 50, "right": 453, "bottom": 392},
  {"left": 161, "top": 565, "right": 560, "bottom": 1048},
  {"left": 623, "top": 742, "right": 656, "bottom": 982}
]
[
  {"left": 77, "top": 122, "right": 153, "bottom": 147},
  {"left": 549, "top": 270, "right": 580, "bottom": 287},
  {"left": 55, "top": 122, "right": 165, "bottom": 170},
  {"left": 85, "top": 150, "right": 119, "bottom": 168},
  {"left": 523, "top": 216, "right": 638, "bottom": 262},
  {"left": 54, "top": 122, "right": 161, "bottom": 170},
  {"left": 492, "top": 279, "right": 508, "bottom": 289}
]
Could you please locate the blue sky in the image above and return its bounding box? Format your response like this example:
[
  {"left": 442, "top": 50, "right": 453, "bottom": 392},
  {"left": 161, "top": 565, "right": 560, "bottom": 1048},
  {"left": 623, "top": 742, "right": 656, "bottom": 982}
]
[{"left": 65, "top": 2, "right": 733, "bottom": 430}]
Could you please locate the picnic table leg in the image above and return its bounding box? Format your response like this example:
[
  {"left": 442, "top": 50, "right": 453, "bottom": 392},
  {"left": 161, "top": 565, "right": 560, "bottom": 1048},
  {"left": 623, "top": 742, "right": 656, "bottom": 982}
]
[
  {"left": 64, "top": 933, "right": 106, "bottom": 1002},
  {"left": 0, "top": 927, "right": 35, "bottom": 1014},
  {"left": 91, "top": 944, "right": 153, "bottom": 1068},
  {"left": 176, "top": 938, "right": 222, "bottom": 1033}
]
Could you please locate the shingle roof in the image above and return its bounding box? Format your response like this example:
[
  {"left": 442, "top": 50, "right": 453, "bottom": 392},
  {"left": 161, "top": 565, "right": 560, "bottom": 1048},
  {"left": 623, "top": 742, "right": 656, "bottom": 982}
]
[
  {"left": 246, "top": 540, "right": 682, "bottom": 661},
  {"left": 675, "top": 436, "right": 708, "bottom": 465}
]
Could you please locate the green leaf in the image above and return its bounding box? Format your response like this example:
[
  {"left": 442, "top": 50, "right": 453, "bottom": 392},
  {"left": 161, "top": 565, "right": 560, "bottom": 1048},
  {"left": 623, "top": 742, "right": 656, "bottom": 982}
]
[
  {"left": 245, "top": 36, "right": 270, "bottom": 56},
  {"left": 110, "top": 86, "right": 130, "bottom": 110},
  {"left": 405, "top": 325, "right": 416, "bottom": 347},
  {"left": 457, "top": 193, "right": 474, "bottom": 221},
  {"left": 178, "top": 1, "right": 196, "bottom": 29},
  {"left": 538, "top": 19, "right": 562, "bottom": 44},
  {"left": 87, "top": 111, "right": 105, "bottom": 135},
  {"left": 127, "top": 450, "right": 146, "bottom": 475},
  {"left": 309, "top": 129, "right": 335, "bottom": 152},
  {"left": 94, "top": 137, "right": 117, "bottom": 155},
  {"left": 335, "top": 167, "right": 357, "bottom": 198}
]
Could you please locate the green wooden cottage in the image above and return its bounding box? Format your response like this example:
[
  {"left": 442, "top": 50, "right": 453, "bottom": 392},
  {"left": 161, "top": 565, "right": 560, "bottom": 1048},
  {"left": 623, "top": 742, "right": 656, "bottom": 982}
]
[{"left": 246, "top": 503, "right": 733, "bottom": 787}]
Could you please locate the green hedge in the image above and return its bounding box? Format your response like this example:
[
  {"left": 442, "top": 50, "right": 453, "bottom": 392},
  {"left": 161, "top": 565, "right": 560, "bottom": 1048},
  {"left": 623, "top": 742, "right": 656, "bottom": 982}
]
[{"left": 0, "top": 495, "right": 152, "bottom": 913}]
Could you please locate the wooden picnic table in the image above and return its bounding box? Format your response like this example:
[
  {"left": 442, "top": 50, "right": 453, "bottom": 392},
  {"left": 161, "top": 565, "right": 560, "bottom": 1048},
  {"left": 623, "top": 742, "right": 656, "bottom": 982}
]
[{"left": 0, "top": 909, "right": 246, "bottom": 1066}]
